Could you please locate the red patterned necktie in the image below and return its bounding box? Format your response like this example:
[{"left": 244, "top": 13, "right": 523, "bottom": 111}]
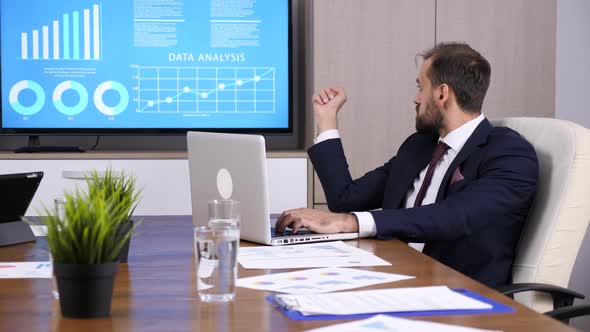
[{"left": 413, "top": 142, "right": 450, "bottom": 207}]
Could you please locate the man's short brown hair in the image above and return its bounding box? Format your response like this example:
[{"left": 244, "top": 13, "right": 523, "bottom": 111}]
[{"left": 420, "top": 42, "right": 491, "bottom": 113}]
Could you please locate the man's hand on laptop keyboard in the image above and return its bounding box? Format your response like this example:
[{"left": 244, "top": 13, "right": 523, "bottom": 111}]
[{"left": 275, "top": 208, "right": 359, "bottom": 234}]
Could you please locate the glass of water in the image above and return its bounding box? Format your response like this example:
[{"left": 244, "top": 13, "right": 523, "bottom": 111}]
[
  {"left": 194, "top": 225, "right": 240, "bottom": 302},
  {"left": 208, "top": 199, "right": 240, "bottom": 229},
  {"left": 51, "top": 197, "right": 66, "bottom": 300},
  {"left": 54, "top": 197, "right": 66, "bottom": 221}
]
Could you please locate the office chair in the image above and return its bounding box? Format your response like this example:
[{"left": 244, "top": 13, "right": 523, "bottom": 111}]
[
  {"left": 490, "top": 118, "right": 590, "bottom": 316},
  {"left": 545, "top": 304, "right": 590, "bottom": 324}
]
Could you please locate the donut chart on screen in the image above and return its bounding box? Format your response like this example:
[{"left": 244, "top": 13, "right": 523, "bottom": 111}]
[
  {"left": 94, "top": 81, "right": 129, "bottom": 116},
  {"left": 9, "top": 80, "right": 45, "bottom": 116},
  {"left": 53, "top": 81, "right": 89, "bottom": 116}
]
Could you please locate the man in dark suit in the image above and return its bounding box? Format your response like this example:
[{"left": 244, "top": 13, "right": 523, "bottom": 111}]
[{"left": 276, "top": 42, "right": 539, "bottom": 288}]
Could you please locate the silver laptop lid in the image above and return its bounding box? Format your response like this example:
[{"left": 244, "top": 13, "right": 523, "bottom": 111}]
[{"left": 187, "top": 131, "right": 272, "bottom": 244}]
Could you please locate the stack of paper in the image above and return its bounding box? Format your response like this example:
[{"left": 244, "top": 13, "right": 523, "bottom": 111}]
[
  {"left": 303, "top": 314, "right": 502, "bottom": 332},
  {"left": 237, "top": 267, "right": 414, "bottom": 294},
  {"left": 0, "top": 262, "right": 52, "bottom": 278},
  {"left": 273, "top": 286, "right": 492, "bottom": 316},
  {"left": 29, "top": 225, "right": 48, "bottom": 237},
  {"left": 238, "top": 241, "right": 390, "bottom": 269}
]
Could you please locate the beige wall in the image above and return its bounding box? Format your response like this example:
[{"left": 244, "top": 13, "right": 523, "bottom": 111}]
[
  {"left": 311, "top": 0, "right": 436, "bottom": 204},
  {"left": 436, "top": 0, "right": 556, "bottom": 119}
]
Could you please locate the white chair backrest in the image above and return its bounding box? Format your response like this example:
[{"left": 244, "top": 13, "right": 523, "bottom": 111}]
[{"left": 490, "top": 117, "right": 590, "bottom": 312}]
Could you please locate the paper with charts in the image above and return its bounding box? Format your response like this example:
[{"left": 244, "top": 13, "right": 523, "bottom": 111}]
[
  {"left": 274, "top": 286, "right": 492, "bottom": 316},
  {"left": 236, "top": 267, "right": 414, "bottom": 294},
  {"left": 0, "top": 262, "right": 52, "bottom": 278},
  {"left": 238, "top": 241, "right": 391, "bottom": 269},
  {"left": 303, "top": 314, "right": 501, "bottom": 332}
]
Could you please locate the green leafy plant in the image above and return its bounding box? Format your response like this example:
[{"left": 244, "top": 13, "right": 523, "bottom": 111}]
[
  {"left": 41, "top": 188, "right": 138, "bottom": 264},
  {"left": 86, "top": 168, "right": 141, "bottom": 221}
]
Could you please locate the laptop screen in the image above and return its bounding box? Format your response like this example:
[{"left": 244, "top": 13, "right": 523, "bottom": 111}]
[{"left": 0, "top": 172, "right": 43, "bottom": 222}]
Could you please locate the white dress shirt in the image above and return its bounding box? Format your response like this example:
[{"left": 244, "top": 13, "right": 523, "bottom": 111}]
[{"left": 314, "top": 114, "right": 486, "bottom": 238}]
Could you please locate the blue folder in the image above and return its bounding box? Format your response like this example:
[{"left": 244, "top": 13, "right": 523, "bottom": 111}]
[{"left": 266, "top": 288, "right": 515, "bottom": 321}]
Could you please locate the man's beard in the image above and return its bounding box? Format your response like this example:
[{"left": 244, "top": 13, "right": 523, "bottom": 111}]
[{"left": 415, "top": 99, "right": 443, "bottom": 136}]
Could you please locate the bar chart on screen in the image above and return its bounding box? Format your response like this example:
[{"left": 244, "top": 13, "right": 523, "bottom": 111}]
[{"left": 18, "top": 3, "right": 102, "bottom": 61}]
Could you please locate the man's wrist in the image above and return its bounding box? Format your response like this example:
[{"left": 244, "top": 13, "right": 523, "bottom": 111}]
[
  {"left": 316, "top": 117, "right": 338, "bottom": 134},
  {"left": 318, "top": 125, "right": 338, "bottom": 135},
  {"left": 341, "top": 213, "right": 359, "bottom": 233}
]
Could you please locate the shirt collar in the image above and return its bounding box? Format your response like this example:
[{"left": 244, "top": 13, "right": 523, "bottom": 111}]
[{"left": 440, "top": 113, "right": 485, "bottom": 152}]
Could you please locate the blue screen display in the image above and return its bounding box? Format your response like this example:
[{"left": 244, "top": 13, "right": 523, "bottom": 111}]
[{"left": 1, "top": 0, "right": 289, "bottom": 130}]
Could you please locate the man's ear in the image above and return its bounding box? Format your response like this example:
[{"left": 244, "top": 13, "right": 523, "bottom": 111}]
[{"left": 434, "top": 83, "right": 451, "bottom": 108}]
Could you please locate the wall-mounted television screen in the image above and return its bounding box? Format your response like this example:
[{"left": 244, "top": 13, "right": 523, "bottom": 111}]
[{"left": 0, "top": 0, "right": 291, "bottom": 134}]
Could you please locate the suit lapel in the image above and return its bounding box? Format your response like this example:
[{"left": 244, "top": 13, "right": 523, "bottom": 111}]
[
  {"left": 435, "top": 119, "right": 493, "bottom": 202},
  {"left": 390, "top": 135, "right": 438, "bottom": 208}
]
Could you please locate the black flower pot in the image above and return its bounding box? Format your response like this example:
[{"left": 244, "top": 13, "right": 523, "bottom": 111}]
[
  {"left": 117, "top": 219, "right": 134, "bottom": 263},
  {"left": 53, "top": 262, "right": 119, "bottom": 318}
]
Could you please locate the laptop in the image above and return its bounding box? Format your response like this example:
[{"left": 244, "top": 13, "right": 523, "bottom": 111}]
[
  {"left": 186, "top": 131, "right": 358, "bottom": 245},
  {"left": 0, "top": 171, "right": 44, "bottom": 246}
]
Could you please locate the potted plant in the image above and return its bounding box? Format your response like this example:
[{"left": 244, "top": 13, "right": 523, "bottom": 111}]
[
  {"left": 40, "top": 186, "right": 140, "bottom": 318},
  {"left": 86, "top": 168, "right": 141, "bottom": 263}
]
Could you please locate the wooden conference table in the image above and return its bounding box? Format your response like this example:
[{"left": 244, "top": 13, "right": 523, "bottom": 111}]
[{"left": 0, "top": 216, "right": 574, "bottom": 331}]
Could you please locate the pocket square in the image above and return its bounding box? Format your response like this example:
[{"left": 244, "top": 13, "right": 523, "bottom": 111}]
[{"left": 451, "top": 167, "right": 465, "bottom": 184}]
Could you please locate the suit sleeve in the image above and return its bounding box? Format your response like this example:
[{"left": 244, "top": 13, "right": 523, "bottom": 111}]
[
  {"left": 308, "top": 138, "right": 393, "bottom": 213},
  {"left": 370, "top": 136, "right": 538, "bottom": 242}
]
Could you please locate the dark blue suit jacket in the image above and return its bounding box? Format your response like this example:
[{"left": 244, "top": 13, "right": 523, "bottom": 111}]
[{"left": 308, "top": 119, "right": 538, "bottom": 287}]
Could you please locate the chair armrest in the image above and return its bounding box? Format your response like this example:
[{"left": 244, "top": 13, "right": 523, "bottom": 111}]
[
  {"left": 497, "top": 283, "right": 585, "bottom": 309},
  {"left": 545, "top": 304, "right": 590, "bottom": 324}
]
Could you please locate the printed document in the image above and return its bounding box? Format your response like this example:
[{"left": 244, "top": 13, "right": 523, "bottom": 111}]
[
  {"left": 274, "top": 286, "right": 492, "bottom": 316},
  {"left": 0, "top": 262, "right": 52, "bottom": 278},
  {"left": 239, "top": 241, "right": 390, "bottom": 269},
  {"left": 237, "top": 267, "right": 413, "bottom": 294},
  {"left": 303, "top": 314, "right": 501, "bottom": 332}
]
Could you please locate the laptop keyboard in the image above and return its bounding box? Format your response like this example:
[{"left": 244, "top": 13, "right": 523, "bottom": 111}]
[{"left": 270, "top": 227, "right": 313, "bottom": 237}]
